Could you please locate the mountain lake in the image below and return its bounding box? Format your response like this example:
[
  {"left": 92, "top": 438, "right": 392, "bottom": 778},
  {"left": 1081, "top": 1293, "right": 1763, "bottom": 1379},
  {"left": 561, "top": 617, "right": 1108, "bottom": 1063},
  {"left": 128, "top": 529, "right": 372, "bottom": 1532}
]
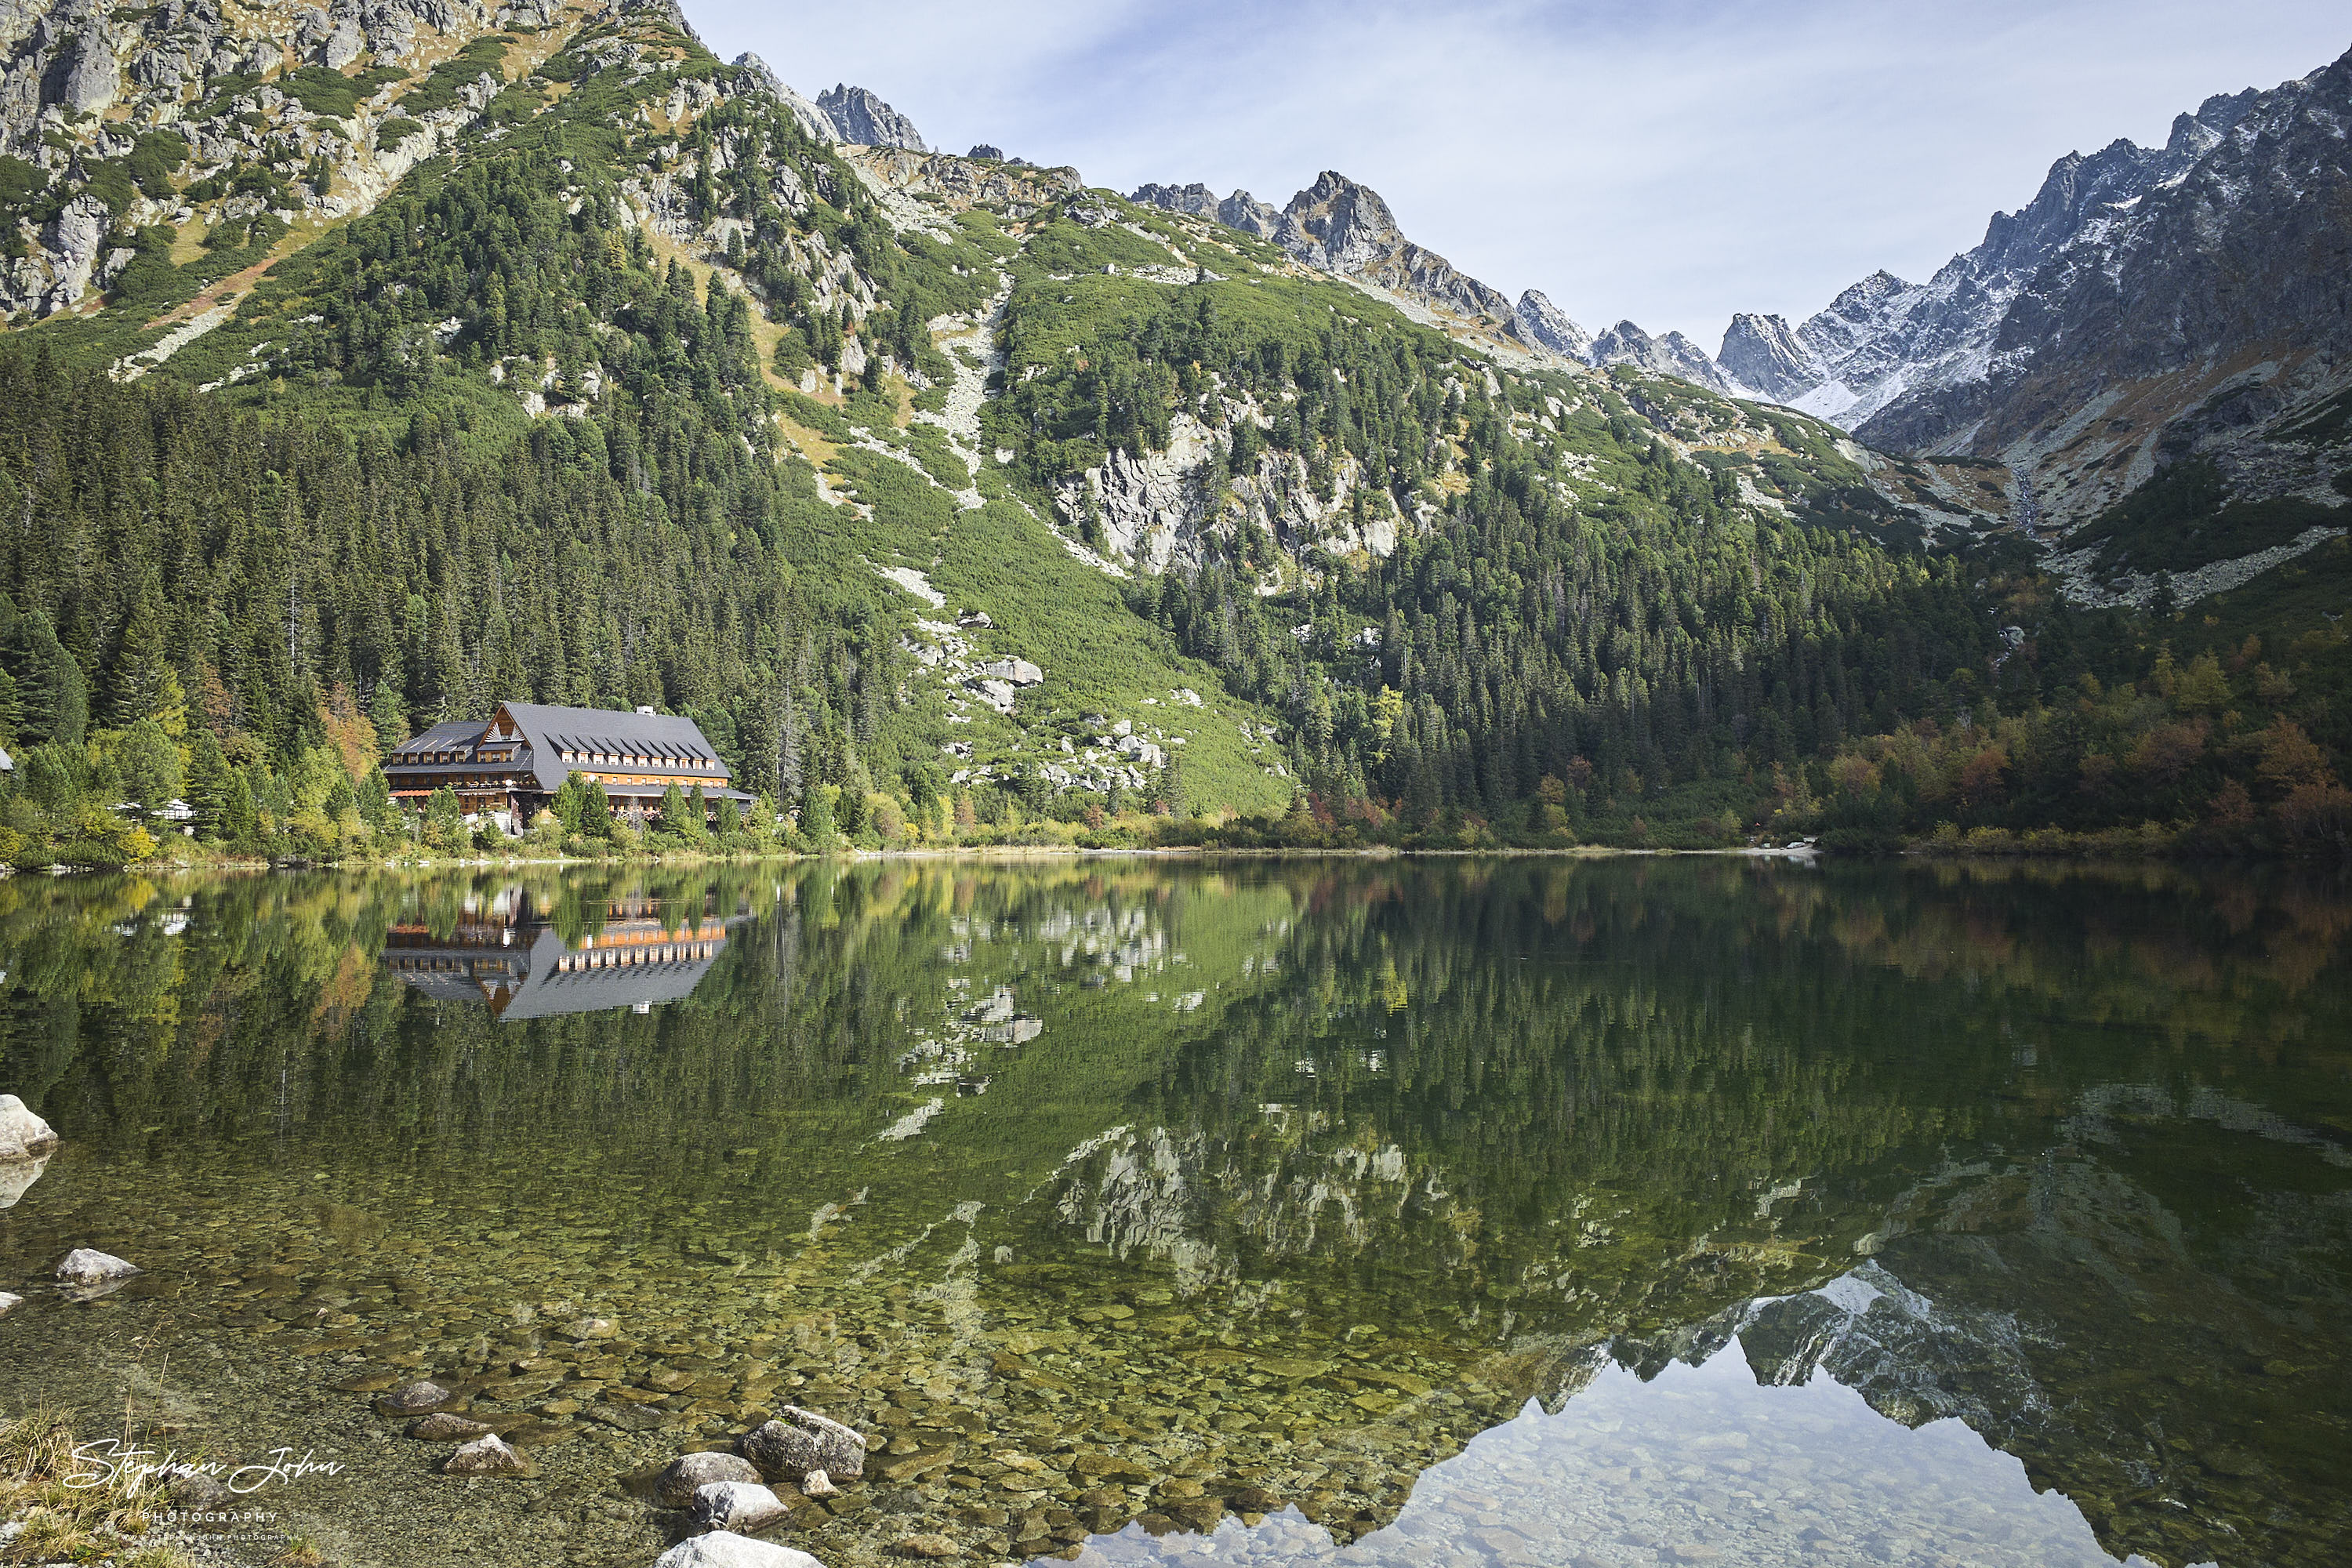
[{"left": 0, "top": 856, "right": 2345, "bottom": 1568}]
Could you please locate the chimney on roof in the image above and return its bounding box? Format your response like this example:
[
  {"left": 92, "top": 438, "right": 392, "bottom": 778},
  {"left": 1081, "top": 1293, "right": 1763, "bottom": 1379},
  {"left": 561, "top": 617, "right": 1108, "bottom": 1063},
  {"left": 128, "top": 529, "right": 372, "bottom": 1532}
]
[{"left": 636, "top": 706, "right": 657, "bottom": 716}]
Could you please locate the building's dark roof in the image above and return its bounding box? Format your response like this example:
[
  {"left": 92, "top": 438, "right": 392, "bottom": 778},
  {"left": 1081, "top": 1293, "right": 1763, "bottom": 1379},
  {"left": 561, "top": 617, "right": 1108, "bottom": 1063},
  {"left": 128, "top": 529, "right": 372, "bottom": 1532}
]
[{"left": 392, "top": 719, "right": 485, "bottom": 755}]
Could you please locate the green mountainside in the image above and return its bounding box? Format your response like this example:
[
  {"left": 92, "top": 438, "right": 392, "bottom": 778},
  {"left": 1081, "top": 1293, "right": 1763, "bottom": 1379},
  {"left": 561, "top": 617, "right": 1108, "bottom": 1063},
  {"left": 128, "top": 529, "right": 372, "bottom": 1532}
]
[{"left": 0, "top": 0, "right": 2343, "bottom": 860}]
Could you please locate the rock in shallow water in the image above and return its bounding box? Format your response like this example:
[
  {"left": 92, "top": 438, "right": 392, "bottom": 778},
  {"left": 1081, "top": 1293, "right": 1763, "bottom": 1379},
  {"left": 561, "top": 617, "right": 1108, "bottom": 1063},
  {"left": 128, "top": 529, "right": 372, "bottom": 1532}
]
[
  {"left": 378, "top": 1379, "right": 456, "bottom": 1414},
  {"left": 891, "top": 1534, "right": 964, "bottom": 1559},
  {"left": 657, "top": 1449, "right": 764, "bottom": 1509},
  {"left": 693, "top": 1479, "right": 792, "bottom": 1532},
  {"left": 799, "top": 1468, "right": 838, "bottom": 1497},
  {"left": 54, "top": 1249, "right": 139, "bottom": 1285},
  {"left": 739, "top": 1406, "right": 866, "bottom": 1482},
  {"left": 443, "top": 1433, "right": 533, "bottom": 1476},
  {"left": 653, "top": 1531, "right": 824, "bottom": 1568},
  {"left": 408, "top": 1413, "right": 495, "bottom": 1440},
  {"left": 0, "top": 1292, "right": 20, "bottom": 1317},
  {"left": 0, "top": 1094, "right": 58, "bottom": 1161}
]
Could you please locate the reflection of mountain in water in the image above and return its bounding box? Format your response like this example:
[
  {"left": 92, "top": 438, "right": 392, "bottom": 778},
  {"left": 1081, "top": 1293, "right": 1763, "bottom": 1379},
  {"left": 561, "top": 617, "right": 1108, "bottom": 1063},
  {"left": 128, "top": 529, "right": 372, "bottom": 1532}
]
[
  {"left": 5, "top": 859, "right": 2349, "bottom": 1568},
  {"left": 1031, "top": 861, "right": 2352, "bottom": 1568},
  {"left": 383, "top": 891, "right": 737, "bottom": 1018}
]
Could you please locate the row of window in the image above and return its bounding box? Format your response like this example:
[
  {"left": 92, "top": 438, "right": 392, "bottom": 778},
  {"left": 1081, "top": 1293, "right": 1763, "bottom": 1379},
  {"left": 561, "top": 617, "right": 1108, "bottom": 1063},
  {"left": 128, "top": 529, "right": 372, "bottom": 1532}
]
[
  {"left": 397, "top": 753, "right": 716, "bottom": 770},
  {"left": 557, "top": 750, "right": 716, "bottom": 770}
]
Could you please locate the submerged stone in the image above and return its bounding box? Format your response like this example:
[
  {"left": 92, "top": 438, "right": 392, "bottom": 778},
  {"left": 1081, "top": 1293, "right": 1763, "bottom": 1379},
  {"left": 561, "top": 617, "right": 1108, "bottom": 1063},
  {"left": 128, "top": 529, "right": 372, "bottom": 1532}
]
[
  {"left": 657, "top": 1449, "right": 764, "bottom": 1508},
  {"left": 739, "top": 1406, "right": 866, "bottom": 1482},
  {"left": 378, "top": 1380, "right": 456, "bottom": 1414},
  {"left": 443, "top": 1433, "right": 534, "bottom": 1476},
  {"left": 653, "top": 1532, "right": 824, "bottom": 1568},
  {"left": 692, "top": 1478, "right": 793, "bottom": 1532},
  {"left": 55, "top": 1248, "right": 140, "bottom": 1285}
]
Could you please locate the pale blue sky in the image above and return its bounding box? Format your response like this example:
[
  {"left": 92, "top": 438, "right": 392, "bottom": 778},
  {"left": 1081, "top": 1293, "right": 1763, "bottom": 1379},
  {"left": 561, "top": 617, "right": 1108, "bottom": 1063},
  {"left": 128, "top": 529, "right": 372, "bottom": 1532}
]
[{"left": 690, "top": 1, "right": 2349, "bottom": 350}]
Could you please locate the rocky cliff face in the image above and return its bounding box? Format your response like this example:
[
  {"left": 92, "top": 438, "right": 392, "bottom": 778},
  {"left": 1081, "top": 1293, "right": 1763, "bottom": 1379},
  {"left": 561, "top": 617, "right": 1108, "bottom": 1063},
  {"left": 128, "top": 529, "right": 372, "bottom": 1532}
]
[
  {"left": 1278, "top": 170, "right": 1512, "bottom": 321},
  {"left": 1682, "top": 47, "right": 2352, "bottom": 601},
  {"left": 1723, "top": 89, "right": 2266, "bottom": 434},
  {"left": 0, "top": 0, "right": 924, "bottom": 321},
  {"left": 1129, "top": 180, "right": 1218, "bottom": 220},
  {"left": 1740, "top": 73, "right": 2305, "bottom": 446},
  {"left": 1865, "top": 49, "right": 2352, "bottom": 595},
  {"left": 1130, "top": 172, "right": 1780, "bottom": 392},
  {"left": 1216, "top": 187, "right": 1283, "bottom": 239},
  {"left": 1512, "top": 289, "right": 1592, "bottom": 361},
  {"left": 1716, "top": 312, "right": 1817, "bottom": 401},
  {"left": 815, "top": 82, "right": 925, "bottom": 151}
]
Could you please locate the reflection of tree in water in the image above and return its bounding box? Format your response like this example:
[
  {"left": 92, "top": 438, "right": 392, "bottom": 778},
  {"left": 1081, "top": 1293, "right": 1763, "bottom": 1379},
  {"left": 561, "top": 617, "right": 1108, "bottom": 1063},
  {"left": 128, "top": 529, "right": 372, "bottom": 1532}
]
[
  {"left": 0, "top": 860, "right": 2347, "bottom": 1566},
  {"left": 1039, "top": 858, "right": 2352, "bottom": 1567}
]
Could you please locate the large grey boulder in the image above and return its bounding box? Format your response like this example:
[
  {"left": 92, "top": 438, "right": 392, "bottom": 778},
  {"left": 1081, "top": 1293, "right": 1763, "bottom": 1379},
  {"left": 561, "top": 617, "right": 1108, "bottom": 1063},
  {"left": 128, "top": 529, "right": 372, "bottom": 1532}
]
[
  {"left": 655, "top": 1449, "right": 763, "bottom": 1509},
  {"left": 654, "top": 1532, "right": 824, "bottom": 1568},
  {"left": 0, "top": 1094, "right": 57, "bottom": 1161},
  {"left": 41, "top": 194, "right": 111, "bottom": 313},
  {"left": 315, "top": 20, "right": 364, "bottom": 69},
  {"left": 692, "top": 1479, "right": 792, "bottom": 1532},
  {"left": 737, "top": 1406, "right": 865, "bottom": 1482},
  {"left": 974, "top": 658, "right": 1043, "bottom": 686}
]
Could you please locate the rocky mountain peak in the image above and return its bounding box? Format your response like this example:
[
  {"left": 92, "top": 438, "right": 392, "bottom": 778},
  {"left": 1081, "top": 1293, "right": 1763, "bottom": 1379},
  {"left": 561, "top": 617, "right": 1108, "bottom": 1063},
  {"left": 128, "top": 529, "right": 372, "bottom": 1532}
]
[
  {"left": 1718, "top": 313, "right": 1819, "bottom": 401},
  {"left": 1512, "top": 289, "right": 1592, "bottom": 361},
  {"left": 1129, "top": 182, "right": 1218, "bottom": 219},
  {"left": 1134, "top": 169, "right": 1512, "bottom": 328},
  {"left": 1279, "top": 170, "right": 1404, "bottom": 275},
  {"left": 1589, "top": 321, "right": 1748, "bottom": 396},
  {"left": 817, "top": 82, "right": 926, "bottom": 152},
  {"left": 1730, "top": 57, "right": 2332, "bottom": 441},
  {"left": 1217, "top": 190, "right": 1282, "bottom": 238},
  {"left": 2165, "top": 87, "right": 2260, "bottom": 160},
  {"left": 730, "top": 50, "right": 783, "bottom": 95}
]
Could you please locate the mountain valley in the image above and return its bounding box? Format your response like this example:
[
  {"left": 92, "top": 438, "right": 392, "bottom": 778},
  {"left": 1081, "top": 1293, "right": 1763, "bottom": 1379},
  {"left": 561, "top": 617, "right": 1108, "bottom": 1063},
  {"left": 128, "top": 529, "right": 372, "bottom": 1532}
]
[{"left": 0, "top": 0, "right": 2339, "bottom": 861}]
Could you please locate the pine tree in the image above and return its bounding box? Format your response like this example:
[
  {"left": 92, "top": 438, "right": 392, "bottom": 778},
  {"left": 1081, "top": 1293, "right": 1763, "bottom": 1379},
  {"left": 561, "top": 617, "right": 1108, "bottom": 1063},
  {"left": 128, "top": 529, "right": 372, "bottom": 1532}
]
[
  {"left": 657, "top": 782, "right": 692, "bottom": 838},
  {"left": 8, "top": 608, "right": 85, "bottom": 748}
]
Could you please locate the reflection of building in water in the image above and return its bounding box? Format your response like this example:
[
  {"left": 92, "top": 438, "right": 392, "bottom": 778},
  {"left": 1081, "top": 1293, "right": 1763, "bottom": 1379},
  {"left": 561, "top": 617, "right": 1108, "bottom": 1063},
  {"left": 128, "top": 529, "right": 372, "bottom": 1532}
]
[{"left": 384, "top": 891, "right": 738, "bottom": 1019}]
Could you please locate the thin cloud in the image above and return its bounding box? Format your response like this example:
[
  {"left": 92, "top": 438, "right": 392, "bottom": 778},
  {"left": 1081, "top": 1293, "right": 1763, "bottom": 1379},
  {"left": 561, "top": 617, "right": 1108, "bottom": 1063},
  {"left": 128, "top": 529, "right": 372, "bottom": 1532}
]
[{"left": 691, "top": 0, "right": 2348, "bottom": 349}]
